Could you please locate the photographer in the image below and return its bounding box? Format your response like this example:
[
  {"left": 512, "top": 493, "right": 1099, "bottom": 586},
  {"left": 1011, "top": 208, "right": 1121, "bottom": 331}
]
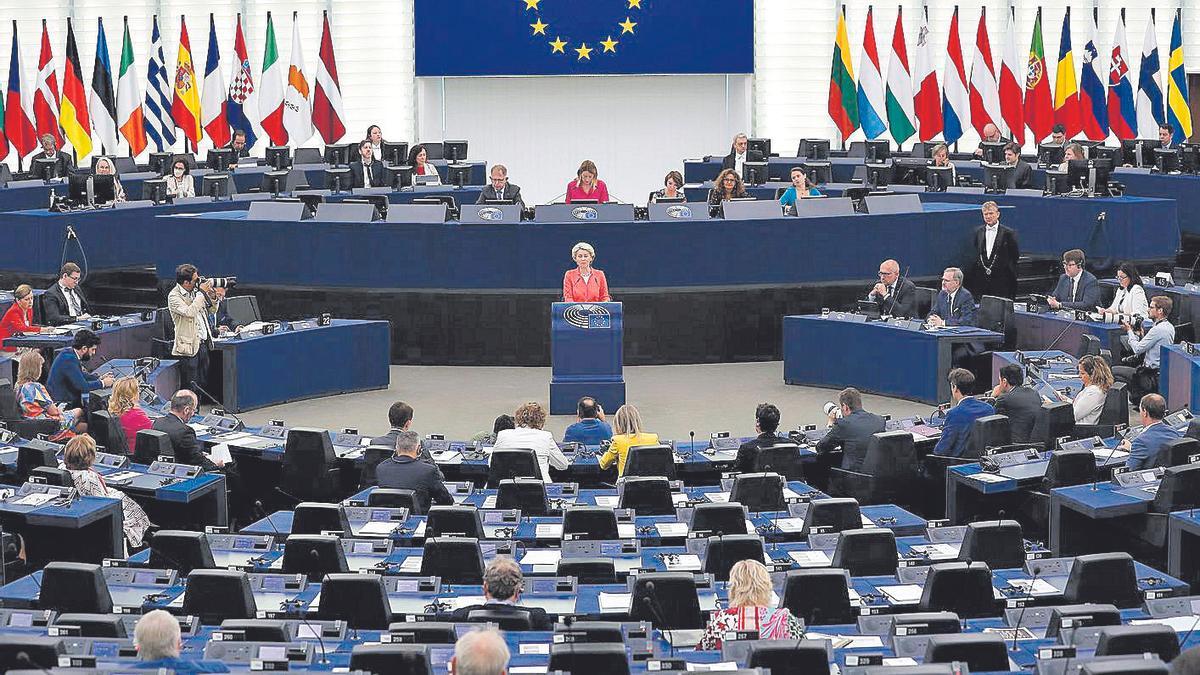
[
  {"left": 168, "top": 263, "right": 220, "bottom": 391},
  {"left": 1113, "top": 295, "right": 1175, "bottom": 402}
]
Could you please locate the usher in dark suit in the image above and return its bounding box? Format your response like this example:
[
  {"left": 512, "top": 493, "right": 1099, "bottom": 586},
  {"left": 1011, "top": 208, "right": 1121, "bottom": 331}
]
[{"left": 966, "top": 223, "right": 1020, "bottom": 300}]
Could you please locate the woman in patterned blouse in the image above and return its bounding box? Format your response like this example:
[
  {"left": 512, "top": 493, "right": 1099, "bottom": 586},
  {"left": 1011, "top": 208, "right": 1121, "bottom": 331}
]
[
  {"left": 697, "top": 559, "right": 804, "bottom": 650},
  {"left": 64, "top": 434, "right": 153, "bottom": 550}
]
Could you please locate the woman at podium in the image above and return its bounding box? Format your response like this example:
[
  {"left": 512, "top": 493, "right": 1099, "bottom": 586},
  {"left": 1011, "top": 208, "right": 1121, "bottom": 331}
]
[
  {"left": 565, "top": 160, "right": 609, "bottom": 203},
  {"left": 562, "top": 242, "right": 611, "bottom": 303}
]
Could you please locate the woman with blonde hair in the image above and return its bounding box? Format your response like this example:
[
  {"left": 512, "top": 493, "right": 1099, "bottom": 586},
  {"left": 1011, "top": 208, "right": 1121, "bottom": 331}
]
[
  {"left": 93, "top": 156, "right": 127, "bottom": 203},
  {"left": 598, "top": 404, "right": 659, "bottom": 476},
  {"left": 15, "top": 350, "right": 84, "bottom": 440},
  {"left": 698, "top": 559, "right": 804, "bottom": 649},
  {"left": 1066, "top": 355, "right": 1115, "bottom": 425},
  {"left": 64, "top": 434, "right": 152, "bottom": 549},
  {"left": 565, "top": 160, "right": 609, "bottom": 203},
  {"left": 562, "top": 242, "right": 611, "bottom": 303},
  {"left": 109, "top": 377, "right": 151, "bottom": 454},
  {"left": 492, "top": 401, "right": 569, "bottom": 481}
]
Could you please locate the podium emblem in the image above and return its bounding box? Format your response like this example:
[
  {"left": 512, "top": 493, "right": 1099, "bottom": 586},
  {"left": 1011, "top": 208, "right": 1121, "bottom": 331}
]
[
  {"left": 476, "top": 207, "right": 505, "bottom": 221},
  {"left": 665, "top": 205, "right": 693, "bottom": 219},
  {"left": 563, "top": 303, "right": 612, "bottom": 329},
  {"left": 571, "top": 206, "right": 599, "bottom": 220}
]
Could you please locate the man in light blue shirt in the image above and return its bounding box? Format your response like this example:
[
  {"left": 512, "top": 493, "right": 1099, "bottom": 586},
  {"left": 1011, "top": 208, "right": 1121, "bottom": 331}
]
[
  {"left": 1114, "top": 295, "right": 1175, "bottom": 401},
  {"left": 562, "top": 397, "right": 613, "bottom": 446},
  {"left": 1117, "top": 394, "right": 1182, "bottom": 470}
]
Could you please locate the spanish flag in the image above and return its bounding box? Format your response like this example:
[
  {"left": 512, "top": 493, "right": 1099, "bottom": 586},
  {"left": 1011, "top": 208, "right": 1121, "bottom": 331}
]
[
  {"left": 58, "top": 18, "right": 92, "bottom": 159},
  {"left": 171, "top": 15, "right": 202, "bottom": 146}
]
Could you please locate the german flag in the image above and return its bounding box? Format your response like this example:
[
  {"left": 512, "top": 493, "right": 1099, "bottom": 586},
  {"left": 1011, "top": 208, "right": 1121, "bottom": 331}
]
[{"left": 59, "top": 18, "right": 92, "bottom": 159}]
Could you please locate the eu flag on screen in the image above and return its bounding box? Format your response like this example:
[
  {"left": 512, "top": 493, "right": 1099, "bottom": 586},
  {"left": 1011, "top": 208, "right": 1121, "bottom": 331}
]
[{"left": 415, "top": 0, "right": 754, "bottom": 77}]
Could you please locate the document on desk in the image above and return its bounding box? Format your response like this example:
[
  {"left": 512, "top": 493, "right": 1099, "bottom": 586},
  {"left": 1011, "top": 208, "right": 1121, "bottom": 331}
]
[
  {"left": 208, "top": 444, "right": 233, "bottom": 466},
  {"left": 788, "top": 550, "right": 831, "bottom": 567},
  {"left": 655, "top": 522, "right": 690, "bottom": 537},
  {"left": 617, "top": 523, "right": 637, "bottom": 539},
  {"left": 970, "top": 472, "right": 1008, "bottom": 483},
  {"left": 357, "top": 521, "right": 399, "bottom": 536},
  {"left": 411, "top": 521, "right": 427, "bottom": 538},
  {"left": 878, "top": 584, "right": 924, "bottom": 604},
  {"left": 804, "top": 632, "right": 885, "bottom": 649},
  {"left": 1093, "top": 447, "right": 1129, "bottom": 462},
  {"left": 479, "top": 495, "right": 497, "bottom": 508},
  {"left": 775, "top": 518, "right": 806, "bottom": 533},
  {"left": 432, "top": 450, "right": 462, "bottom": 465},
  {"left": 398, "top": 556, "right": 422, "bottom": 573},
  {"left": 1131, "top": 616, "right": 1200, "bottom": 631},
  {"left": 860, "top": 515, "right": 877, "bottom": 528},
  {"left": 704, "top": 492, "right": 731, "bottom": 503},
  {"left": 447, "top": 595, "right": 486, "bottom": 610},
  {"left": 535, "top": 523, "right": 564, "bottom": 539},
  {"left": 9, "top": 493, "right": 56, "bottom": 507},
  {"left": 520, "top": 550, "right": 562, "bottom": 566},
  {"left": 104, "top": 471, "right": 142, "bottom": 483},
  {"left": 687, "top": 662, "right": 741, "bottom": 671},
  {"left": 909, "top": 543, "right": 959, "bottom": 560},
  {"left": 1007, "top": 578, "right": 1058, "bottom": 595},
  {"left": 598, "top": 592, "right": 632, "bottom": 612},
  {"left": 664, "top": 554, "right": 703, "bottom": 572},
  {"left": 187, "top": 423, "right": 212, "bottom": 434},
  {"left": 593, "top": 495, "right": 619, "bottom": 507},
  {"left": 672, "top": 493, "right": 688, "bottom": 505}
]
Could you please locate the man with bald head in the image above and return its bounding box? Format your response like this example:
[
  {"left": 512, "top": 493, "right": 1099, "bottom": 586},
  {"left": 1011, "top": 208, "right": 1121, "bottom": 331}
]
[
  {"left": 866, "top": 259, "right": 917, "bottom": 317},
  {"left": 974, "top": 123, "right": 1005, "bottom": 157},
  {"left": 151, "top": 390, "right": 221, "bottom": 472}
]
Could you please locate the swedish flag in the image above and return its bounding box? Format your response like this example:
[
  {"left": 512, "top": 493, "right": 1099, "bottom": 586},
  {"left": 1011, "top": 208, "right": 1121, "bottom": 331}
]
[{"left": 1167, "top": 8, "right": 1191, "bottom": 145}]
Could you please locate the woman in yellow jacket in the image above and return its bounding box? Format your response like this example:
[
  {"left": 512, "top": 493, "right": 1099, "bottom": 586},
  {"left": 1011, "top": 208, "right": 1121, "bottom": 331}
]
[{"left": 598, "top": 404, "right": 659, "bottom": 476}]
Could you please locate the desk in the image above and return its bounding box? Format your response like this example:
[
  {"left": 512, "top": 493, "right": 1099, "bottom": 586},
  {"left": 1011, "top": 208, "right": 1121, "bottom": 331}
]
[
  {"left": 1014, "top": 308, "right": 1126, "bottom": 357},
  {"left": 1161, "top": 345, "right": 1200, "bottom": 413},
  {"left": 1168, "top": 510, "right": 1200, "bottom": 591},
  {"left": 1101, "top": 278, "right": 1200, "bottom": 326},
  {"left": 2, "top": 312, "right": 156, "bottom": 360},
  {"left": 784, "top": 314, "right": 1003, "bottom": 404},
  {"left": 0, "top": 485, "right": 123, "bottom": 568},
  {"left": 1049, "top": 480, "right": 1156, "bottom": 556}
]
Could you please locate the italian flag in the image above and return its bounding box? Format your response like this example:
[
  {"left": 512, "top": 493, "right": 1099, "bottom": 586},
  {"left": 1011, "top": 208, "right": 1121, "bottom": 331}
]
[{"left": 258, "top": 12, "right": 287, "bottom": 146}]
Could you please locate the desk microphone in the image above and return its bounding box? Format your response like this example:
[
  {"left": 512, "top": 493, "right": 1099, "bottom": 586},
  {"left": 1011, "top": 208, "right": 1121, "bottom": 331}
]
[
  {"left": 1042, "top": 311, "right": 1085, "bottom": 356},
  {"left": 689, "top": 431, "right": 696, "bottom": 460},
  {"left": 15, "top": 650, "right": 52, "bottom": 675},
  {"left": 886, "top": 266, "right": 912, "bottom": 318},
  {"left": 1010, "top": 565, "right": 1042, "bottom": 652},
  {"left": 640, "top": 581, "right": 676, "bottom": 658},
  {"left": 254, "top": 500, "right": 285, "bottom": 547},
  {"left": 65, "top": 225, "right": 77, "bottom": 240},
  {"left": 297, "top": 551, "right": 332, "bottom": 662}
]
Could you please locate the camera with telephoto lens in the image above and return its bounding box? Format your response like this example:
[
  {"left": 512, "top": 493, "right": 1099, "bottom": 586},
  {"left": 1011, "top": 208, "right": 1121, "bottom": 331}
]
[
  {"left": 199, "top": 276, "right": 237, "bottom": 289},
  {"left": 823, "top": 401, "right": 843, "bottom": 419}
]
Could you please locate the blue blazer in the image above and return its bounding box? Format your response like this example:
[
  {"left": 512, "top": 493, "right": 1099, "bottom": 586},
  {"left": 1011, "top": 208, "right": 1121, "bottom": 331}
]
[
  {"left": 928, "top": 288, "right": 977, "bottom": 326},
  {"left": 46, "top": 349, "right": 102, "bottom": 410},
  {"left": 1051, "top": 270, "right": 1102, "bottom": 311},
  {"left": 1127, "top": 422, "right": 1183, "bottom": 471},
  {"left": 933, "top": 397, "right": 995, "bottom": 457}
]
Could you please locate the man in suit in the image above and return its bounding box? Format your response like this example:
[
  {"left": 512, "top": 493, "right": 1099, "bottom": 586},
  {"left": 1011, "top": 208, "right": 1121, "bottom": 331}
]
[
  {"left": 43, "top": 262, "right": 90, "bottom": 326},
  {"left": 867, "top": 259, "right": 917, "bottom": 317},
  {"left": 933, "top": 369, "right": 996, "bottom": 457},
  {"left": 965, "top": 201, "right": 1020, "bottom": 300},
  {"left": 720, "top": 133, "right": 764, "bottom": 176},
  {"left": 1049, "top": 124, "right": 1067, "bottom": 146},
  {"left": 449, "top": 557, "right": 553, "bottom": 630},
  {"left": 151, "top": 390, "right": 221, "bottom": 472},
  {"left": 973, "top": 123, "right": 1006, "bottom": 157},
  {"left": 1003, "top": 142, "right": 1033, "bottom": 189},
  {"left": 370, "top": 401, "right": 440, "bottom": 472},
  {"left": 1048, "top": 248, "right": 1102, "bottom": 311},
  {"left": 1160, "top": 123, "right": 1178, "bottom": 151},
  {"left": 927, "top": 267, "right": 976, "bottom": 328},
  {"left": 225, "top": 130, "right": 251, "bottom": 170},
  {"left": 475, "top": 164, "right": 524, "bottom": 206},
  {"left": 736, "top": 402, "right": 784, "bottom": 473},
  {"left": 47, "top": 329, "right": 113, "bottom": 409},
  {"left": 30, "top": 133, "right": 74, "bottom": 179},
  {"left": 814, "top": 388, "right": 885, "bottom": 474},
  {"left": 348, "top": 140, "right": 385, "bottom": 188},
  {"left": 990, "top": 364, "right": 1042, "bottom": 443},
  {"left": 1117, "top": 394, "right": 1182, "bottom": 470},
  {"left": 374, "top": 431, "right": 453, "bottom": 514}
]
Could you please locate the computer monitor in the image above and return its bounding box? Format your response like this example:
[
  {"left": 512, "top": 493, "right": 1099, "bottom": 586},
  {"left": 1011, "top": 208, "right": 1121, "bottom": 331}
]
[
  {"left": 1182, "top": 144, "right": 1200, "bottom": 174},
  {"left": 742, "top": 161, "right": 768, "bottom": 186},
  {"left": 1037, "top": 143, "right": 1065, "bottom": 167},
  {"left": 1120, "top": 138, "right": 1161, "bottom": 167},
  {"left": 324, "top": 167, "right": 352, "bottom": 194},
  {"left": 413, "top": 195, "right": 457, "bottom": 218},
  {"left": 143, "top": 178, "right": 169, "bottom": 204},
  {"left": 865, "top": 164, "right": 891, "bottom": 188},
  {"left": 447, "top": 163, "right": 472, "bottom": 188},
  {"left": 1089, "top": 145, "right": 1119, "bottom": 163},
  {"left": 32, "top": 157, "right": 61, "bottom": 181},
  {"left": 265, "top": 145, "right": 292, "bottom": 171},
  {"left": 982, "top": 164, "right": 1013, "bottom": 194},
  {"left": 924, "top": 165, "right": 953, "bottom": 192},
  {"left": 910, "top": 141, "right": 937, "bottom": 159},
  {"left": 865, "top": 140, "right": 891, "bottom": 164},
  {"left": 344, "top": 195, "right": 389, "bottom": 219},
  {"left": 201, "top": 173, "right": 235, "bottom": 200},
  {"left": 798, "top": 139, "right": 830, "bottom": 160},
  {"left": 801, "top": 162, "right": 832, "bottom": 185},
  {"left": 91, "top": 174, "right": 116, "bottom": 205},
  {"left": 442, "top": 140, "right": 468, "bottom": 162},
  {"left": 1066, "top": 158, "right": 1113, "bottom": 195},
  {"left": 381, "top": 141, "right": 408, "bottom": 166},
  {"left": 747, "top": 137, "right": 771, "bottom": 158},
  {"left": 1045, "top": 170, "right": 1071, "bottom": 195},
  {"left": 223, "top": 296, "right": 262, "bottom": 328},
  {"left": 387, "top": 165, "right": 414, "bottom": 190},
  {"left": 892, "top": 158, "right": 928, "bottom": 185},
  {"left": 1152, "top": 148, "right": 1180, "bottom": 174},
  {"left": 980, "top": 142, "right": 1007, "bottom": 165},
  {"left": 261, "top": 170, "right": 295, "bottom": 196},
  {"left": 324, "top": 144, "right": 351, "bottom": 167},
  {"left": 147, "top": 152, "right": 173, "bottom": 176},
  {"left": 67, "top": 174, "right": 90, "bottom": 205},
  {"left": 421, "top": 142, "right": 445, "bottom": 160},
  {"left": 206, "top": 148, "right": 234, "bottom": 172}
]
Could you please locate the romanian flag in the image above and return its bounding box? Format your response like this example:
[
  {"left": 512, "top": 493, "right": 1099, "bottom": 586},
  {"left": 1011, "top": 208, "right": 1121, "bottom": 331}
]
[
  {"left": 827, "top": 5, "right": 858, "bottom": 140},
  {"left": 59, "top": 18, "right": 92, "bottom": 159},
  {"left": 1053, "top": 8, "right": 1081, "bottom": 139},
  {"left": 171, "top": 16, "right": 203, "bottom": 146},
  {"left": 1167, "top": 8, "right": 1192, "bottom": 145}
]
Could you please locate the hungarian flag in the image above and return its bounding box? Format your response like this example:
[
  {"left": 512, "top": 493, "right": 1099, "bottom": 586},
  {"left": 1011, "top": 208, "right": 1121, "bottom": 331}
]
[
  {"left": 171, "top": 16, "right": 203, "bottom": 146},
  {"left": 33, "top": 20, "right": 62, "bottom": 149},
  {"left": 313, "top": 11, "right": 347, "bottom": 144},
  {"left": 827, "top": 5, "right": 858, "bottom": 140},
  {"left": 1023, "top": 8, "right": 1053, "bottom": 144},
  {"left": 997, "top": 7, "right": 1024, "bottom": 145},
  {"left": 968, "top": 8, "right": 1001, "bottom": 137},
  {"left": 227, "top": 14, "right": 258, "bottom": 148},
  {"left": 282, "top": 14, "right": 313, "bottom": 144},
  {"left": 259, "top": 12, "right": 286, "bottom": 146},
  {"left": 6, "top": 21, "right": 37, "bottom": 158},
  {"left": 201, "top": 14, "right": 230, "bottom": 148},
  {"left": 116, "top": 17, "right": 146, "bottom": 156},
  {"left": 912, "top": 7, "right": 941, "bottom": 142},
  {"left": 941, "top": 7, "right": 970, "bottom": 145},
  {"left": 1053, "top": 8, "right": 1081, "bottom": 139},
  {"left": 856, "top": 6, "right": 886, "bottom": 141},
  {"left": 1079, "top": 8, "right": 1109, "bottom": 141},
  {"left": 59, "top": 18, "right": 92, "bottom": 159},
  {"left": 89, "top": 17, "right": 119, "bottom": 155},
  {"left": 885, "top": 7, "right": 916, "bottom": 145}
]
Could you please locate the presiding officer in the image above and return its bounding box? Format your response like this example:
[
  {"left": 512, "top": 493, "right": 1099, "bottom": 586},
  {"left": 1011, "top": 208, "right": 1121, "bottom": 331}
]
[
  {"left": 375, "top": 430, "right": 453, "bottom": 514},
  {"left": 1117, "top": 394, "right": 1182, "bottom": 470},
  {"left": 562, "top": 242, "right": 611, "bottom": 302},
  {"left": 348, "top": 140, "right": 385, "bottom": 188},
  {"left": 31, "top": 133, "right": 74, "bottom": 177},
  {"left": 566, "top": 160, "right": 609, "bottom": 203},
  {"left": 1047, "top": 249, "right": 1102, "bottom": 310},
  {"left": 814, "top": 388, "right": 885, "bottom": 473},
  {"left": 866, "top": 259, "right": 916, "bottom": 317},
  {"left": 168, "top": 264, "right": 217, "bottom": 392}
]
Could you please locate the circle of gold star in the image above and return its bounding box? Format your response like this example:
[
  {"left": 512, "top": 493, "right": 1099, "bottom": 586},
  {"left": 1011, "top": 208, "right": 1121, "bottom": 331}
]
[{"left": 523, "top": 0, "right": 644, "bottom": 61}]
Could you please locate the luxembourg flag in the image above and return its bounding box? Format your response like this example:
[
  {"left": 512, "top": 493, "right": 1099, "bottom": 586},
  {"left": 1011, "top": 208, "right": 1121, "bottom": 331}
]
[
  {"left": 1136, "top": 10, "right": 1165, "bottom": 139},
  {"left": 1079, "top": 8, "right": 1109, "bottom": 141},
  {"left": 941, "top": 7, "right": 970, "bottom": 145},
  {"left": 1107, "top": 9, "right": 1137, "bottom": 140},
  {"left": 856, "top": 6, "right": 887, "bottom": 140}
]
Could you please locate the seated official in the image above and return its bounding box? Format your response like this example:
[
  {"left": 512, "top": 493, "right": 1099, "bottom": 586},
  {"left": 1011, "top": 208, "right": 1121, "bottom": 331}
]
[
  {"left": 348, "top": 140, "right": 385, "bottom": 188},
  {"left": 990, "top": 364, "right": 1041, "bottom": 443},
  {"left": 374, "top": 430, "right": 453, "bottom": 514},
  {"left": 477, "top": 164, "right": 524, "bottom": 206},
  {"left": 933, "top": 369, "right": 995, "bottom": 457},
  {"left": 93, "top": 156, "right": 127, "bottom": 203},
  {"left": 1117, "top": 394, "right": 1181, "bottom": 470},
  {"left": 737, "top": 403, "right": 784, "bottom": 473},
  {"left": 1057, "top": 142, "right": 1086, "bottom": 172},
  {"left": 451, "top": 627, "right": 510, "bottom": 675},
  {"left": 650, "top": 170, "right": 686, "bottom": 202},
  {"left": 493, "top": 402, "right": 569, "bottom": 482},
  {"left": 366, "top": 124, "right": 384, "bottom": 162},
  {"left": 562, "top": 241, "right": 611, "bottom": 303},
  {"left": 1002, "top": 142, "right": 1033, "bottom": 189},
  {"left": 0, "top": 284, "right": 38, "bottom": 352},
  {"left": 563, "top": 397, "right": 613, "bottom": 445},
  {"left": 973, "top": 123, "right": 1005, "bottom": 157},
  {"left": 1048, "top": 248, "right": 1102, "bottom": 311},
  {"left": 43, "top": 261, "right": 90, "bottom": 326},
  {"left": 17, "top": 350, "right": 85, "bottom": 441},
  {"left": 224, "top": 129, "right": 251, "bottom": 169},
  {"left": 598, "top": 404, "right": 659, "bottom": 477},
  {"left": 565, "top": 159, "right": 609, "bottom": 203},
  {"left": 450, "top": 557, "right": 553, "bottom": 630},
  {"left": 164, "top": 157, "right": 195, "bottom": 198},
  {"left": 134, "top": 609, "right": 229, "bottom": 673},
  {"left": 1100, "top": 263, "right": 1149, "bottom": 318},
  {"left": 31, "top": 133, "right": 75, "bottom": 177},
  {"left": 814, "top": 388, "right": 885, "bottom": 473},
  {"left": 110, "top": 377, "right": 152, "bottom": 454},
  {"left": 698, "top": 560, "right": 803, "bottom": 650},
  {"left": 472, "top": 414, "right": 515, "bottom": 446},
  {"left": 927, "top": 267, "right": 976, "bottom": 327},
  {"left": 1160, "top": 123, "right": 1179, "bottom": 151},
  {"left": 867, "top": 258, "right": 917, "bottom": 317},
  {"left": 47, "top": 329, "right": 114, "bottom": 410},
  {"left": 369, "top": 400, "right": 440, "bottom": 471},
  {"left": 930, "top": 143, "right": 957, "bottom": 182},
  {"left": 1114, "top": 295, "right": 1175, "bottom": 401},
  {"left": 709, "top": 168, "right": 748, "bottom": 205},
  {"left": 779, "top": 167, "right": 822, "bottom": 206},
  {"left": 1062, "top": 355, "right": 1114, "bottom": 424},
  {"left": 408, "top": 144, "right": 441, "bottom": 184},
  {"left": 1048, "top": 124, "right": 1067, "bottom": 146},
  {"left": 152, "top": 390, "right": 223, "bottom": 472},
  {"left": 721, "top": 132, "right": 764, "bottom": 175},
  {"left": 65, "top": 434, "right": 152, "bottom": 548}
]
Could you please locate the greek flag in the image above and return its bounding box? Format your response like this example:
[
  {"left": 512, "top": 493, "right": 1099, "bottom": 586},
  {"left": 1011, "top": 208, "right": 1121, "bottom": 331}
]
[{"left": 142, "top": 16, "right": 176, "bottom": 152}]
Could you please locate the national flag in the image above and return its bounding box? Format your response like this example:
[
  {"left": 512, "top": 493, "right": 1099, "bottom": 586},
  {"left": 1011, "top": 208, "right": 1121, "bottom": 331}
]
[
  {"left": 89, "top": 18, "right": 119, "bottom": 154},
  {"left": 282, "top": 15, "right": 314, "bottom": 144},
  {"left": 227, "top": 14, "right": 258, "bottom": 149},
  {"left": 942, "top": 7, "right": 970, "bottom": 145},
  {"left": 885, "top": 7, "right": 916, "bottom": 145},
  {"left": 997, "top": 6, "right": 1024, "bottom": 145},
  {"left": 1167, "top": 8, "right": 1191, "bottom": 145},
  {"left": 313, "top": 11, "right": 347, "bottom": 144},
  {"left": 117, "top": 17, "right": 147, "bottom": 157},
  {"left": 828, "top": 5, "right": 859, "bottom": 140},
  {"left": 0, "top": 64, "right": 8, "bottom": 161},
  {"left": 143, "top": 16, "right": 177, "bottom": 152},
  {"left": 59, "top": 18, "right": 92, "bottom": 159},
  {"left": 201, "top": 14, "right": 230, "bottom": 148},
  {"left": 968, "top": 8, "right": 1001, "bottom": 138},
  {"left": 1107, "top": 9, "right": 1137, "bottom": 140},
  {"left": 913, "top": 7, "right": 941, "bottom": 141},
  {"left": 1079, "top": 8, "right": 1109, "bottom": 141},
  {"left": 856, "top": 6, "right": 887, "bottom": 140},
  {"left": 172, "top": 16, "right": 203, "bottom": 146},
  {"left": 6, "top": 21, "right": 37, "bottom": 158},
  {"left": 1053, "top": 8, "right": 1081, "bottom": 139},
  {"left": 1024, "top": 7, "right": 1053, "bottom": 144},
  {"left": 33, "top": 20, "right": 62, "bottom": 149},
  {"left": 1136, "top": 10, "right": 1165, "bottom": 139},
  {"left": 259, "top": 12, "right": 286, "bottom": 145}
]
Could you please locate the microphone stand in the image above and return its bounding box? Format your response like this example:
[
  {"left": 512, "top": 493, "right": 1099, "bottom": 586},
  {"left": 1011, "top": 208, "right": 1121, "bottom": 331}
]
[
  {"left": 1009, "top": 565, "right": 1042, "bottom": 652},
  {"left": 641, "top": 581, "right": 676, "bottom": 658}
]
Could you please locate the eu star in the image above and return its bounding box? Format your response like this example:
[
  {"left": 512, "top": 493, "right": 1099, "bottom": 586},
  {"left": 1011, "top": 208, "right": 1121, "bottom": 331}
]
[
  {"left": 530, "top": 18, "right": 549, "bottom": 35},
  {"left": 575, "top": 43, "right": 593, "bottom": 60},
  {"left": 600, "top": 36, "right": 618, "bottom": 53},
  {"left": 549, "top": 36, "right": 567, "bottom": 54},
  {"left": 618, "top": 17, "right": 637, "bottom": 34}
]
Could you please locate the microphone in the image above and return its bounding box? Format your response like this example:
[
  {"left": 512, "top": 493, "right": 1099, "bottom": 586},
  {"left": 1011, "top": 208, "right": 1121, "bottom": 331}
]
[
  {"left": 641, "top": 581, "right": 675, "bottom": 658},
  {"left": 689, "top": 431, "right": 696, "bottom": 460},
  {"left": 1097, "top": 211, "right": 1106, "bottom": 223},
  {"left": 1042, "top": 309, "right": 1085, "bottom": 356},
  {"left": 66, "top": 225, "right": 77, "bottom": 240},
  {"left": 15, "top": 651, "right": 52, "bottom": 675},
  {"left": 254, "top": 500, "right": 285, "bottom": 546},
  {"left": 294, "top": 551, "right": 332, "bottom": 662},
  {"left": 1010, "top": 565, "right": 1042, "bottom": 652},
  {"left": 885, "top": 266, "right": 911, "bottom": 318}
]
